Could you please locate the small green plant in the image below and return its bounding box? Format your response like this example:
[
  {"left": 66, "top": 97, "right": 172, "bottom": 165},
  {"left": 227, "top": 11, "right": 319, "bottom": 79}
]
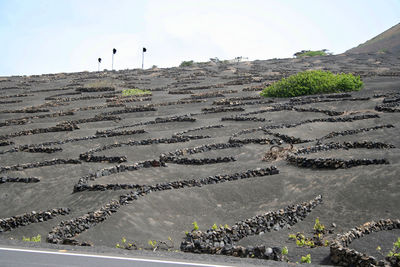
[
  {"left": 179, "top": 60, "right": 194, "bottom": 67},
  {"left": 122, "top": 88, "right": 151, "bottom": 96},
  {"left": 148, "top": 240, "right": 157, "bottom": 249},
  {"left": 282, "top": 246, "right": 288, "bottom": 255},
  {"left": 300, "top": 254, "right": 311, "bottom": 263},
  {"left": 116, "top": 237, "right": 136, "bottom": 250},
  {"left": 22, "top": 234, "right": 41, "bottom": 242},
  {"left": 387, "top": 237, "right": 400, "bottom": 259},
  {"left": 192, "top": 221, "right": 199, "bottom": 231},
  {"left": 294, "top": 49, "right": 331, "bottom": 58},
  {"left": 261, "top": 70, "right": 363, "bottom": 98},
  {"left": 314, "top": 218, "right": 325, "bottom": 233},
  {"left": 211, "top": 223, "right": 218, "bottom": 230},
  {"left": 224, "top": 224, "right": 230, "bottom": 229}
]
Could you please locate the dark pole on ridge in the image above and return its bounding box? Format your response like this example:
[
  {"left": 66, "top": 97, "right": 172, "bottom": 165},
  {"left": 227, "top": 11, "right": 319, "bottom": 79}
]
[
  {"left": 142, "top": 47, "right": 147, "bottom": 69},
  {"left": 98, "top": 58, "right": 102, "bottom": 72},
  {"left": 112, "top": 48, "right": 117, "bottom": 70}
]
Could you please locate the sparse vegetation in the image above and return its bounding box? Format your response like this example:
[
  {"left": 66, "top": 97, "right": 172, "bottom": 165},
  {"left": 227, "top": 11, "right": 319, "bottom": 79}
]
[
  {"left": 192, "top": 221, "right": 199, "bottom": 231},
  {"left": 294, "top": 49, "right": 331, "bottom": 58},
  {"left": 211, "top": 223, "right": 218, "bottom": 230},
  {"left": 282, "top": 246, "right": 288, "bottom": 255},
  {"left": 122, "top": 88, "right": 151, "bottom": 96},
  {"left": 180, "top": 60, "right": 194, "bottom": 67},
  {"left": 300, "top": 254, "right": 312, "bottom": 263},
  {"left": 386, "top": 237, "right": 400, "bottom": 259},
  {"left": 115, "top": 237, "right": 137, "bottom": 250},
  {"left": 22, "top": 234, "right": 41, "bottom": 242},
  {"left": 261, "top": 70, "right": 363, "bottom": 98}
]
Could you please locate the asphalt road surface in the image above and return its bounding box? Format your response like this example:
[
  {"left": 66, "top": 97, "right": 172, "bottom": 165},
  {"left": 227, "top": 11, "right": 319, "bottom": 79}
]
[{"left": 0, "top": 247, "right": 233, "bottom": 267}]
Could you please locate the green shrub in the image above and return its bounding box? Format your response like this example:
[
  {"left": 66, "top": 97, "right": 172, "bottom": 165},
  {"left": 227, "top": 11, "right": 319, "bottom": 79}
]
[
  {"left": 260, "top": 70, "right": 363, "bottom": 98},
  {"left": 22, "top": 234, "right": 41, "bottom": 242},
  {"left": 192, "top": 221, "right": 199, "bottom": 231},
  {"left": 301, "top": 254, "right": 312, "bottom": 263},
  {"left": 294, "top": 49, "right": 331, "bottom": 58},
  {"left": 180, "top": 60, "right": 194, "bottom": 67},
  {"left": 122, "top": 88, "right": 151, "bottom": 96}
]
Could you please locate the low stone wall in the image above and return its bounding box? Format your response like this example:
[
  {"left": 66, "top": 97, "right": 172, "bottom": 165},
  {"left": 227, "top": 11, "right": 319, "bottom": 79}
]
[
  {"left": 0, "top": 176, "right": 40, "bottom": 183},
  {"left": 0, "top": 159, "right": 81, "bottom": 173},
  {"left": 0, "top": 121, "right": 79, "bottom": 140},
  {"left": 174, "top": 125, "right": 224, "bottom": 136},
  {"left": 229, "top": 137, "right": 281, "bottom": 145},
  {"left": 222, "top": 116, "right": 268, "bottom": 122},
  {"left": 321, "top": 125, "right": 395, "bottom": 140},
  {"left": 101, "top": 106, "right": 156, "bottom": 116},
  {"left": 330, "top": 219, "right": 400, "bottom": 266},
  {"left": 0, "top": 111, "right": 74, "bottom": 127},
  {"left": 201, "top": 107, "right": 245, "bottom": 114},
  {"left": 0, "top": 208, "right": 70, "bottom": 232},
  {"left": 180, "top": 195, "right": 322, "bottom": 260},
  {"left": 286, "top": 155, "right": 389, "bottom": 169},
  {"left": 75, "top": 86, "right": 115, "bottom": 92}
]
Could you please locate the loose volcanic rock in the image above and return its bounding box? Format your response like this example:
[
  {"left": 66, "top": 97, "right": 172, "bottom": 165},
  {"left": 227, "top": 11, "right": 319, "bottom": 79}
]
[
  {"left": 0, "top": 176, "right": 40, "bottom": 183},
  {"left": 0, "top": 159, "right": 81, "bottom": 173}
]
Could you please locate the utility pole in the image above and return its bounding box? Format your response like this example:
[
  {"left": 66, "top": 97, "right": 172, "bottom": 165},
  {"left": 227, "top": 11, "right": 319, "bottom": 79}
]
[
  {"left": 98, "top": 58, "right": 102, "bottom": 71},
  {"left": 142, "top": 47, "right": 147, "bottom": 69},
  {"left": 112, "top": 48, "right": 117, "bottom": 70}
]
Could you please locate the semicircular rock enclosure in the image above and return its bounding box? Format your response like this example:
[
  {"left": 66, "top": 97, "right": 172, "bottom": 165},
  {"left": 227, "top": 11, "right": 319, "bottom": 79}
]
[{"left": 1, "top": 53, "right": 399, "bottom": 266}]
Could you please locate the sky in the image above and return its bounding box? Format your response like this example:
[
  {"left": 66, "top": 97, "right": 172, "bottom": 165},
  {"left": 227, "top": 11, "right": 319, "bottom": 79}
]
[{"left": 0, "top": 0, "right": 399, "bottom": 76}]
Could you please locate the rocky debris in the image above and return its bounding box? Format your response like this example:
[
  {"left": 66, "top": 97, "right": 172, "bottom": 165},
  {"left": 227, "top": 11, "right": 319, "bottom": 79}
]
[
  {"left": 293, "top": 107, "right": 344, "bottom": 116},
  {"left": 321, "top": 124, "right": 395, "bottom": 140},
  {"left": 0, "top": 159, "right": 81, "bottom": 173},
  {"left": 263, "top": 144, "right": 295, "bottom": 162},
  {"left": 0, "top": 208, "right": 70, "bottom": 232},
  {"left": 75, "top": 86, "right": 115, "bottom": 92},
  {"left": 376, "top": 99, "right": 400, "bottom": 112},
  {"left": 0, "top": 176, "right": 40, "bottom": 183},
  {"left": 330, "top": 219, "right": 400, "bottom": 266},
  {"left": 174, "top": 125, "right": 224, "bottom": 136},
  {"left": 180, "top": 195, "right": 322, "bottom": 261},
  {"left": 286, "top": 155, "right": 389, "bottom": 169},
  {"left": 289, "top": 96, "right": 370, "bottom": 106},
  {"left": 201, "top": 107, "right": 245, "bottom": 114},
  {"left": 113, "top": 114, "right": 197, "bottom": 130},
  {"left": 295, "top": 141, "right": 395, "bottom": 156},
  {"left": 100, "top": 106, "right": 156, "bottom": 116},
  {"left": 168, "top": 89, "right": 194, "bottom": 94},
  {"left": 0, "top": 93, "right": 31, "bottom": 99},
  {"left": 0, "top": 121, "right": 79, "bottom": 140}
]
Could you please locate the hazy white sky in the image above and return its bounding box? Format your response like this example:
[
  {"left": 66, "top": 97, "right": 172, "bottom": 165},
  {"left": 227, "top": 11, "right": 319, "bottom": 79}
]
[{"left": 0, "top": 0, "right": 399, "bottom": 76}]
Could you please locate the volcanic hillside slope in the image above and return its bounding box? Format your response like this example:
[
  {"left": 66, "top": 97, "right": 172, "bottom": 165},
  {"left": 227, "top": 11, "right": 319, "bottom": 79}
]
[
  {"left": 346, "top": 23, "right": 400, "bottom": 55},
  {"left": 0, "top": 52, "right": 400, "bottom": 266}
]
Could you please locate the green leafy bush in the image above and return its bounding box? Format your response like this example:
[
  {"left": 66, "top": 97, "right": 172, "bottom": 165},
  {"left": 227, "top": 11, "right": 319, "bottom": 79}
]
[
  {"left": 192, "top": 221, "right": 199, "bottom": 231},
  {"left": 122, "top": 88, "right": 151, "bottom": 96},
  {"left": 22, "top": 234, "right": 41, "bottom": 242},
  {"left": 294, "top": 49, "right": 331, "bottom": 58},
  {"left": 180, "top": 60, "right": 194, "bottom": 67},
  {"left": 300, "top": 254, "right": 312, "bottom": 263},
  {"left": 260, "top": 70, "right": 363, "bottom": 98}
]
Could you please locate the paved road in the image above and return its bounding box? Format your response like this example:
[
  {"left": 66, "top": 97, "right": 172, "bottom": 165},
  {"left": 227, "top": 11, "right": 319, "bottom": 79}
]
[{"left": 0, "top": 247, "right": 232, "bottom": 267}]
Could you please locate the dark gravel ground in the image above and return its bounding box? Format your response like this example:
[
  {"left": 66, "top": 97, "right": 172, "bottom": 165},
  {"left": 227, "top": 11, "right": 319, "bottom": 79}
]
[{"left": 0, "top": 51, "right": 399, "bottom": 266}]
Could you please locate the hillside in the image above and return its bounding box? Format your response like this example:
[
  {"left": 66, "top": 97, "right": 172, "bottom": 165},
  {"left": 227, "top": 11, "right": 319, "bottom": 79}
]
[
  {"left": 346, "top": 23, "right": 400, "bottom": 54},
  {"left": 0, "top": 52, "right": 400, "bottom": 266}
]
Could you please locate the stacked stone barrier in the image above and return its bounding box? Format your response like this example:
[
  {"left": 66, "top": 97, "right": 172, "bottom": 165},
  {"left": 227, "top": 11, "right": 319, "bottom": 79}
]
[
  {"left": 0, "top": 111, "right": 74, "bottom": 128},
  {"left": 320, "top": 125, "right": 395, "bottom": 140},
  {"left": 222, "top": 116, "right": 268, "bottom": 122},
  {"left": 330, "top": 219, "right": 400, "bottom": 266},
  {"left": 229, "top": 137, "right": 282, "bottom": 145},
  {"left": 100, "top": 106, "right": 156, "bottom": 116},
  {"left": 0, "top": 159, "right": 81, "bottom": 173},
  {"left": 286, "top": 155, "right": 389, "bottom": 169},
  {"left": 20, "top": 146, "right": 63, "bottom": 153},
  {"left": 0, "top": 208, "right": 70, "bottom": 232},
  {"left": 75, "top": 86, "right": 115, "bottom": 92},
  {"left": 0, "top": 121, "right": 79, "bottom": 140},
  {"left": 201, "top": 107, "right": 245, "bottom": 113},
  {"left": 263, "top": 130, "right": 311, "bottom": 144},
  {"left": 54, "top": 167, "right": 279, "bottom": 244},
  {"left": 0, "top": 176, "right": 40, "bottom": 183},
  {"left": 180, "top": 195, "right": 322, "bottom": 260},
  {"left": 174, "top": 125, "right": 224, "bottom": 136},
  {"left": 112, "top": 115, "right": 196, "bottom": 130},
  {"left": 0, "top": 99, "right": 23, "bottom": 104},
  {"left": 294, "top": 141, "right": 395, "bottom": 156},
  {"left": 212, "top": 96, "right": 264, "bottom": 105},
  {"left": 0, "top": 140, "right": 14, "bottom": 146}
]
